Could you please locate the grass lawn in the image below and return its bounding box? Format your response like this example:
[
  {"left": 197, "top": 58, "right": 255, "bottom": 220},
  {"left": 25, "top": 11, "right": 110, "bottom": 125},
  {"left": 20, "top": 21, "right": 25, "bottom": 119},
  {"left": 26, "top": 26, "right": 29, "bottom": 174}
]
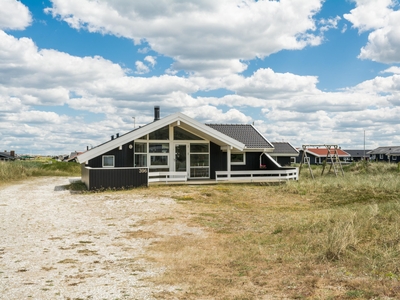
[
  {"left": 1, "top": 160, "right": 399, "bottom": 298},
  {"left": 131, "top": 162, "right": 400, "bottom": 299}
]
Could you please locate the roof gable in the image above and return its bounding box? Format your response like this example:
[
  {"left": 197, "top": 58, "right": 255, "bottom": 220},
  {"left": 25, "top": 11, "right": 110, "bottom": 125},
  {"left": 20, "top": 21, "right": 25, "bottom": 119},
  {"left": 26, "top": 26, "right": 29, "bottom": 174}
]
[
  {"left": 77, "top": 112, "right": 245, "bottom": 163},
  {"left": 206, "top": 124, "right": 274, "bottom": 149}
]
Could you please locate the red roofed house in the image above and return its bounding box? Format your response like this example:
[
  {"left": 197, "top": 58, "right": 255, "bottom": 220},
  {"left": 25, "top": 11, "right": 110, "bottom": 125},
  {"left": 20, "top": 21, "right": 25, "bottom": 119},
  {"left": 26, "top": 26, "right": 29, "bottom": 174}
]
[{"left": 296, "top": 147, "right": 351, "bottom": 165}]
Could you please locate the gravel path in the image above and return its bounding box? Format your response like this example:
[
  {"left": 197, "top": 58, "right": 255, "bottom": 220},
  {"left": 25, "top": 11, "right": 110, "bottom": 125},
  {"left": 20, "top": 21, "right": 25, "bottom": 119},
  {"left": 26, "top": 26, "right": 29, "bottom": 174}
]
[{"left": 0, "top": 177, "right": 193, "bottom": 300}]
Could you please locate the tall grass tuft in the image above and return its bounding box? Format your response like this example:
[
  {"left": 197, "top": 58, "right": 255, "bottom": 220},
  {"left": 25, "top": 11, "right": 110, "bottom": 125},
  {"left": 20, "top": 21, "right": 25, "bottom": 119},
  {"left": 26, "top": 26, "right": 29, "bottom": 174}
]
[{"left": 0, "top": 159, "right": 80, "bottom": 184}]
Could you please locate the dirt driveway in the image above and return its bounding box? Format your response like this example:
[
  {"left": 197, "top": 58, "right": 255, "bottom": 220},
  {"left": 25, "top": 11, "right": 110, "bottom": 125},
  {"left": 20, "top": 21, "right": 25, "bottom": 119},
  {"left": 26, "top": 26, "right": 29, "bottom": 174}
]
[{"left": 0, "top": 177, "right": 198, "bottom": 299}]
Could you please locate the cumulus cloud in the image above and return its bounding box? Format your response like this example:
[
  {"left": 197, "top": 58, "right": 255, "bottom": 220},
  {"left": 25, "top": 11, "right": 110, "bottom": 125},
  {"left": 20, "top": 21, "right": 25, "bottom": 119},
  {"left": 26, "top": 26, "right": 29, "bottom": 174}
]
[
  {"left": 135, "top": 60, "right": 150, "bottom": 74},
  {"left": 344, "top": 0, "right": 400, "bottom": 63},
  {"left": 144, "top": 56, "right": 156, "bottom": 67},
  {"left": 46, "top": 0, "right": 324, "bottom": 76},
  {"left": 0, "top": 0, "right": 32, "bottom": 30},
  {"left": 2, "top": 1, "right": 400, "bottom": 153}
]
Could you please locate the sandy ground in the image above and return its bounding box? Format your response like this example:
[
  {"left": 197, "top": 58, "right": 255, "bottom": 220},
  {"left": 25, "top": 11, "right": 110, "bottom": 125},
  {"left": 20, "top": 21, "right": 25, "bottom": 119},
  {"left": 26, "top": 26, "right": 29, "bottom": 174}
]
[{"left": 0, "top": 177, "right": 200, "bottom": 300}]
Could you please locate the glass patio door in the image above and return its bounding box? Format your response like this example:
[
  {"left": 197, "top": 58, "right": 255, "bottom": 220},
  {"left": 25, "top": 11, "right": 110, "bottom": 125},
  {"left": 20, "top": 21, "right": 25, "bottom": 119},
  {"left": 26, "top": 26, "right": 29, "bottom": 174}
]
[{"left": 175, "top": 144, "right": 187, "bottom": 173}]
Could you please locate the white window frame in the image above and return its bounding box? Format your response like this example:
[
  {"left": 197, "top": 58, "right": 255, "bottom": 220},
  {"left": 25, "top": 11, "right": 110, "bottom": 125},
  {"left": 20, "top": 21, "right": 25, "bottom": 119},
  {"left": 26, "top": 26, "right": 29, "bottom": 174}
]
[
  {"left": 134, "top": 142, "right": 147, "bottom": 167},
  {"left": 231, "top": 153, "right": 246, "bottom": 165},
  {"left": 379, "top": 154, "right": 384, "bottom": 160},
  {"left": 102, "top": 155, "right": 115, "bottom": 167}
]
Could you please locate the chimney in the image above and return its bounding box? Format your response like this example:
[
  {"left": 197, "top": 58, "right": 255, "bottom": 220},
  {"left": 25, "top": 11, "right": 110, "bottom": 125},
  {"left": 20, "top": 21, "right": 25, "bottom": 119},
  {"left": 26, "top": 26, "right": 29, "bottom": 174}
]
[
  {"left": 116, "top": 133, "right": 119, "bottom": 138},
  {"left": 10, "top": 150, "right": 15, "bottom": 157},
  {"left": 111, "top": 135, "right": 114, "bottom": 140},
  {"left": 154, "top": 106, "right": 160, "bottom": 121}
]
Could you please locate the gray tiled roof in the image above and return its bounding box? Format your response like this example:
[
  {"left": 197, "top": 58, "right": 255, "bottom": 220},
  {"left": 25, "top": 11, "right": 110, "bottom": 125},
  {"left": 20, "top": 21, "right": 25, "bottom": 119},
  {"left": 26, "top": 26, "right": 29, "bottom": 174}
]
[
  {"left": 271, "top": 142, "right": 299, "bottom": 155},
  {"left": 206, "top": 124, "right": 274, "bottom": 149},
  {"left": 367, "top": 146, "right": 400, "bottom": 155},
  {"left": 0, "top": 152, "right": 15, "bottom": 160},
  {"left": 344, "top": 150, "right": 371, "bottom": 157}
]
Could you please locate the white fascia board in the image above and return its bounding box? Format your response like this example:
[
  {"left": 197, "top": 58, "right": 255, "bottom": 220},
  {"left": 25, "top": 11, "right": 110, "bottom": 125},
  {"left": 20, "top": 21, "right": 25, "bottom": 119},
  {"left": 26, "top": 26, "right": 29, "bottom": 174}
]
[
  {"left": 272, "top": 153, "right": 299, "bottom": 157},
  {"left": 287, "top": 142, "right": 300, "bottom": 153},
  {"left": 263, "top": 152, "right": 282, "bottom": 168},
  {"left": 251, "top": 124, "right": 274, "bottom": 148},
  {"left": 77, "top": 112, "right": 245, "bottom": 164},
  {"left": 77, "top": 113, "right": 180, "bottom": 163}
]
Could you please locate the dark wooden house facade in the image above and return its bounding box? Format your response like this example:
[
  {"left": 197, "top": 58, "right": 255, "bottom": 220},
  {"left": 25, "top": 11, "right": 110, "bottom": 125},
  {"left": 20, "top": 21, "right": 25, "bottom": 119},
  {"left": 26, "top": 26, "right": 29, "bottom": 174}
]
[{"left": 77, "top": 108, "right": 298, "bottom": 190}]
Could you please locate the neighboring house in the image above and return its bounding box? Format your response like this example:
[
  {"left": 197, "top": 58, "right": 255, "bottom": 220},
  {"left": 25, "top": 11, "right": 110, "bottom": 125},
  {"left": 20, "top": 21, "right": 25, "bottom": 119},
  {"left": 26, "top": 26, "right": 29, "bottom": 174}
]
[
  {"left": 0, "top": 151, "right": 16, "bottom": 161},
  {"left": 77, "top": 107, "right": 298, "bottom": 190},
  {"left": 343, "top": 150, "right": 371, "bottom": 162},
  {"left": 367, "top": 146, "right": 400, "bottom": 162},
  {"left": 270, "top": 142, "right": 299, "bottom": 166},
  {"left": 296, "top": 148, "right": 351, "bottom": 165},
  {"left": 65, "top": 151, "right": 83, "bottom": 162}
]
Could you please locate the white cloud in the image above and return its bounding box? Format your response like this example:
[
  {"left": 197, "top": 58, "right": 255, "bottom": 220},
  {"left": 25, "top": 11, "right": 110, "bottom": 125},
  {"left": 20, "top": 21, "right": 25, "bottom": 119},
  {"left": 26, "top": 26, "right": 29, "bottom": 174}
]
[
  {"left": 144, "top": 56, "right": 156, "bottom": 67},
  {"left": 135, "top": 60, "right": 150, "bottom": 74},
  {"left": 382, "top": 66, "right": 400, "bottom": 74},
  {"left": 182, "top": 106, "right": 252, "bottom": 124},
  {"left": 46, "top": 0, "right": 324, "bottom": 76},
  {"left": 319, "top": 16, "right": 341, "bottom": 32},
  {"left": 0, "top": 0, "right": 32, "bottom": 30},
  {"left": 344, "top": 0, "right": 400, "bottom": 63}
]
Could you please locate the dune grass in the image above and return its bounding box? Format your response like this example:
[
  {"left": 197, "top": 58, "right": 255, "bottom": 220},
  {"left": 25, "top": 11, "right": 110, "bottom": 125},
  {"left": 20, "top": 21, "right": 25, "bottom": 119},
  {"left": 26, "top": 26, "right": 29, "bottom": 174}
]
[
  {"left": 0, "top": 158, "right": 81, "bottom": 185},
  {"left": 133, "top": 161, "right": 400, "bottom": 299}
]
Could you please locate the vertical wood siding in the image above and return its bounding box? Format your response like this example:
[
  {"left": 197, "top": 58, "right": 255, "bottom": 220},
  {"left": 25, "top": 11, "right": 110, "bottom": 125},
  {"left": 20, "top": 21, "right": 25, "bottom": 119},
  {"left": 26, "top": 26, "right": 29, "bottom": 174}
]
[
  {"left": 88, "top": 142, "right": 134, "bottom": 168},
  {"left": 81, "top": 166, "right": 148, "bottom": 190}
]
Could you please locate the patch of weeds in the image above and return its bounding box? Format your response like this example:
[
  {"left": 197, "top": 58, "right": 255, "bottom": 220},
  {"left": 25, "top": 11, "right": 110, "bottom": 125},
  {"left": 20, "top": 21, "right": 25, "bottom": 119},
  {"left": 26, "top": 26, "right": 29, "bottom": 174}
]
[
  {"left": 346, "top": 289, "right": 367, "bottom": 298},
  {"left": 64, "top": 181, "right": 88, "bottom": 192},
  {"left": 272, "top": 225, "right": 283, "bottom": 234},
  {"left": 174, "top": 195, "right": 195, "bottom": 201},
  {"left": 78, "top": 240, "right": 93, "bottom": 244}
]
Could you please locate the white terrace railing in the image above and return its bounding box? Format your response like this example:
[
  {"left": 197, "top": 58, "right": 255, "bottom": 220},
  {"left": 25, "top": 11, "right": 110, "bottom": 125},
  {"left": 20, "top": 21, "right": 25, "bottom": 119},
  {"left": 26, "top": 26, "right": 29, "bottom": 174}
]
[
  {"left": 215, "top": 168, "right": 299, "bottom": 182},
  {"left": 148, "top": 171, "right": 188, "bottom": 183}
]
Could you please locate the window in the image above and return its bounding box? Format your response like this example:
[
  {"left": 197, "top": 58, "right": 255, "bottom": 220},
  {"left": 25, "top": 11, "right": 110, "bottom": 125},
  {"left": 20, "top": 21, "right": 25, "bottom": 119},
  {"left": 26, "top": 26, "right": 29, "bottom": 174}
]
[
  {"left": 174, "top": 127, "right": 203, "bottom": 140},
  {"left": 392, "top": 156, "right": 397, "bottom": 160},
  {"left": 149, "top": 125, "right": 169, "bottom": 140},
  {"left": 149, "top": 143, "right": 169, "bottom": 153},
  {"left": 150, "top": 155, "right": 168, "bottom": 166},
  {"left": 134, "top": 142, "right": 147, "bottom": 167},
  {"left": 379, "top": 154, "right": 384, "bottom": 159},
  {"left": 190, "top": 143, "right": 208, "bottom": 153},
  {"left": 102, "top": 155, "right": 114, "bottom": 167},
  {"left": 231, "top": 153, "right": 245, "bottom": 165},
  {"left": 190, "top": 143, "right": 209, "bottom": 178}
]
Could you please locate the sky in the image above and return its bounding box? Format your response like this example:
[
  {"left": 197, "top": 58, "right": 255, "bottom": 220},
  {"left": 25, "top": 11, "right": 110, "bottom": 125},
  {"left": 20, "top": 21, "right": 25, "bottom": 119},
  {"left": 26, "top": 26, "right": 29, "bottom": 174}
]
[{"left": 1, "top": 0, "right": 400, "bottom": 155}]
